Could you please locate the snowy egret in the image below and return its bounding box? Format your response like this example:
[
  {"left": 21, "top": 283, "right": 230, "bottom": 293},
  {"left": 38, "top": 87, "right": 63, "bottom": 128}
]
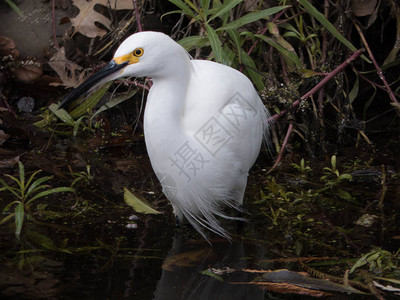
[{"left": 59, "top": 31, "right": 270, "bottom": 240}]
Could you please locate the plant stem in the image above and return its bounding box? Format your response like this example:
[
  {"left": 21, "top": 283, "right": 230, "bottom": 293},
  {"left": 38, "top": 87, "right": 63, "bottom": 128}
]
[
  {"left": 354, "top": 22, "right": 399, "bottom": 104},
  {"left": 269, "top": 48, "right": 364, "bottom": 122}
]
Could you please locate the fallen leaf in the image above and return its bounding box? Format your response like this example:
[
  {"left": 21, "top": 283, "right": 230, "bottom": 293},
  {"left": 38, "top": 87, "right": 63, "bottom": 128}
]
[
  {"left": 351, "top": 0, "right": 378, "bottom": 17},
  {"left": 0, "top": 35, "right": 19, "bottom": 58},
  {"left": 124, "top": 187, "right": 162, "bottom": 215},
  {"left": 14, "top": 59, "right": 42, "bottom": 83},
  {"left": 48, "top": 47, "right": 85, "bottom": 87},
  {"left": 71, "top": 0, "right": 134, "bottom": 38}
]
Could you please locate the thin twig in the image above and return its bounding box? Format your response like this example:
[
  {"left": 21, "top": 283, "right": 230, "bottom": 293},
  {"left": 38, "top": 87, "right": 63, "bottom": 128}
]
[
  {"left": 133, "top": 0, "right": 143, "bottom": 32},
  {"left": 268, "top": 49, "right": 364, "bottom": 122},
  {"left": 125, "top": 79, "right": 150, "bottom": 90},
  {"left": 268, "top": 122, "right": 293, "bottom": 172},
  {"left": 354, "top": 22, "right": 398, "bottom": 104},
  {"left": 51, "top": 0, "right": 59, "bottom": 49}
]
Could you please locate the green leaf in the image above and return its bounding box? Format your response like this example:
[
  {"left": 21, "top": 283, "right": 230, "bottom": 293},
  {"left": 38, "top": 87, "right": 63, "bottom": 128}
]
[
  {"left": 183, "top": 0, "right": 200, "bottom": 14},
  {"left": 218, "top": 6, "right": 288, "bottom": 31},
  {"left": 200, "top": 0, "right": 211, "bottom": 11},
  {"left": 25, "top": 170, "right": 44, "bottom": 194},
  {"left": 26, "top": 174, "right": 52, "bottom": 196},
  {"left": 205, "top": 24, "right": 223, "bottom": 63},
  {"left": 15, "top": 202, "right": 24, "bottom": 238},
  {"left": 0, "top": 177, "right": 14, "bottom": 193},
  {"left": 124, "top": 188, "right": 162, "bottom": 215},
  {"left": 240, "top": 49, "right": 265, "bottom": 91},
  {"left": 337, "top": 188, "right": 352, "bottom": 201},
  {"left": 221, "top": 44, "right": 236, "bottom": 66},
  {"left": 208, "top": 0, "right": 242, "bottom": 23},
  {"left": 160, "top": 9, "right": 187, "bottom": 19},
  {"left": 297, "top": 0, "right": 370, "bottom": 63},
  {"left": 49, "top": 104, "right": 75, "bottom": 126},
  {"left": 69, "top": 82, "right": 113, "bottom": 119},
  {"left": 331, "top": 155, "right": 336, "bottom": 170},
  {"left": 256, "top": 34, "right": 301, "bottom": 70},
  {"left": 26, "top": 184, "right": 51, "bottom": 198},
  {"left": 2, "top": 200, "right": 20, "bottom": 213},
  {"left": 0, "top": 212, "right": 16, "bottom": 225},
  {"left": 178, "top": 35, "right": 209, "bottom": 51},
  {"left": 227, "top": 29, "right": 242, "bottom": 63},
  {"left": 18, "top": 161, "right": 25, "bottom": 194},
  {"left": 348, "top": 72, "right": 359, "bottom": 104},
  {"left": 73, "top": 116, "right": 86, "bottom": 136},
  {"left": 4, "top": 0, "right": 25, "bottom": 18},
  {"left": 338, "top": 174, "right": 353, "bottom": 181},
  {"left": 168, "top": 0, "right": 197, "bottom": 18},
  {"left": 26, "top": 187, "right": 75, "bottom": 205},
  {"left": 201, "top": 269, "right": 224, "bottom": 281},
  {"left": 26, "top": 230, "right": 72, "bottom": 253},
  {"left": 91, "top": 89, "right": 138, "bottom": 120}
]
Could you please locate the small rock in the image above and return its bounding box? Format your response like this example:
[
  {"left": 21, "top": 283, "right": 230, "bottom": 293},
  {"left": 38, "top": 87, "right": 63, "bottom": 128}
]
[{"left": 17, "top": 96, "right": 35, "bottom": 112}]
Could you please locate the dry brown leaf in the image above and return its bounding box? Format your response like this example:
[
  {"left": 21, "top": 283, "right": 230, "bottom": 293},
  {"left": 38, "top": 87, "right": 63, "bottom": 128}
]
[
  {"left": 351, "top": 0, "right": 378, "bottom": 17},
  {"left": 71, "top": 0, "right": 134, "bottom": 38},
  {"left": 14, "top": 59, "right": 43, "bottom": 83},
  {"left": 48, "top": 47, "right": 85, "bottom": 87},
  {"left": 0, "top": 36, "right": 19, "bottom": 58}
]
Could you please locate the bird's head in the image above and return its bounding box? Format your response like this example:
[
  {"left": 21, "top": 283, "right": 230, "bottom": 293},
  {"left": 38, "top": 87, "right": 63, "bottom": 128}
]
[{"left": 58, "top": 31, "right": 185, "bottom": 109}]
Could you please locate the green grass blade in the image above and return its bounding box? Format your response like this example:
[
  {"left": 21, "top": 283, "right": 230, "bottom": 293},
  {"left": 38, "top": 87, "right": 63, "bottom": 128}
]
[
  {"left": 218, "top": 6, "right": 288, "bottom": 31},
  {"left": 200, "top": 0, "right": 211, "bottom": 13},
  {"left": 25, "top": 170, "right": 43, "bottom": 194},
  {"left": 15, "top": 202, "right": 24, "bottom": 238},
  {"left": 91, "top": 89, "right": 137, "bottom": 120},
  {"left": 26, "top": 230, "right": 72, "bottom": 253},
  {"left": 124, "top": 188, "right": 161, "bottom": 214},
  {"left": 178, "top": 35, "right": 209, "bottom": 51},
  {"left": 26, "top": 175, "right": 53, "bottom": 195},
  {"left": 227, "top": 29, "right": 243, "bottom": 63},
  {"left": 49, "top": 104, "right": 75, "bottom": 126},
  {"left": 0, "top": 178, "right": 21, "bottom": 199},
  {"left": 208, "top": 0, "right": 243, "bottom": 22},
  {"left": 240, "top": 49, "right": 265, "bottom": 91},
  {"left": 4, "top": 174, "right": 21, "bottom": 187},
  {"left": 4, "top": 0, "right": 25, "bottom": 18},
  {"left": 69, "top": 82, "right": 113, "bottom": 119},
  {"left": 0, "top": 177, "right": 12, "bottom": 191},
  {"left": 73, "top": 116, "right": 86, "bottom": 136},
  {"left": 18, "top": 162, "right": 25, "bottom": 196},
  {"left": 2, "top": 200, "right": 20, "bottom": 213},
  {"left": 256, "top": 34, "right": 301, "bottom": 69},
  {"left": 26, "top": 185, "right": 51, "bottom": 198},
  {"left": 0, "top": 212, "right": 16, "bottom": 225},
  {"left": 183, "top": 0, "right": 200, "bottom": 14},
  {"left": 298, "top": 0, "right": 370, "bottom": 62},
  {"left": 26, "top": 187, "right": 75, "bottom": 205},
  {"left": 168, "top": 0, "right": 197, "bottom": 18},
  {"left": 205, "top": 24, "right": 223, "bottom": 63}
]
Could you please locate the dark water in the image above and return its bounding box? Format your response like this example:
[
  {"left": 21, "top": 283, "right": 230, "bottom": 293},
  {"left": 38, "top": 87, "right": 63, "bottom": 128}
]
[{"left": 0, "top": 134, "right": 398, "bottom": 299}]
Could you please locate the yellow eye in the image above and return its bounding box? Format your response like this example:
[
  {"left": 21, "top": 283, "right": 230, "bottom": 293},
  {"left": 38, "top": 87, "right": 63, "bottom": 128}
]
[{"left": 133, "top": 48, "right": 144, "bottom": 57}]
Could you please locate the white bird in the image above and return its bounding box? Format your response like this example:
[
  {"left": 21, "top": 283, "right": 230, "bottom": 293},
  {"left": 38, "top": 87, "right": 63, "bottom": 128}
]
[{"left": 59, "top": 31, "right": 270, "bottom": 240}]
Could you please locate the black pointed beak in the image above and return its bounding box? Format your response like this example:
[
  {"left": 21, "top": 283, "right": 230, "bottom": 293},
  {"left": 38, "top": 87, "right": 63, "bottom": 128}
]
[{"left": 58, "top": 60, "right": 128, "bottom": 109}]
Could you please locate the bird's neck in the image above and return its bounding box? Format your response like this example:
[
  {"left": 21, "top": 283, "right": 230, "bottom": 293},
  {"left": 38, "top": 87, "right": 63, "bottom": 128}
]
[{"left": 143, "top": 60, "right": 191, "bottom": 156}]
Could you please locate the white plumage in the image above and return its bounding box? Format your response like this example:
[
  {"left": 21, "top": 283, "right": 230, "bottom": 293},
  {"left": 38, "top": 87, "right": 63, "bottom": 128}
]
[{"left": 60, "top": 31, "right": 270, "bottom": 240}]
